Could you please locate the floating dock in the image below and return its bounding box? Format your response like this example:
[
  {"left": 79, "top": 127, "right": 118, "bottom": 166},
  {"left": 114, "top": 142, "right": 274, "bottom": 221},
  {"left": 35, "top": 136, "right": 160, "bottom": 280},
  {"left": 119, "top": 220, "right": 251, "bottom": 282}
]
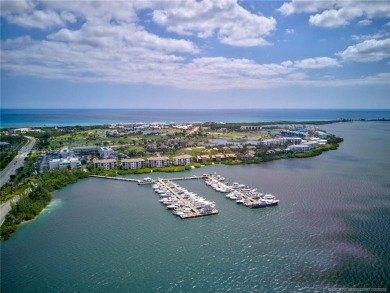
[
  {"left": 156, "top": 179, "right": 218, "bottom": 219},
  {"left": 90, "top": 173, "right": 278, "bottom": 214}
]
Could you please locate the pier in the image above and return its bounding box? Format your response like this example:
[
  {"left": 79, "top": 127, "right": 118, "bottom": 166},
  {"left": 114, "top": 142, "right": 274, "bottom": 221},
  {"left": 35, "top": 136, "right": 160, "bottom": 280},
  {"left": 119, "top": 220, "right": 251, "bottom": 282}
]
[
  {"left": 161, "top": 175, "right": 206, "bottom": 181},
  {"left": 156, "top": 179, "right": 218, "bottom": 219},
  {"left": 89, "top": 175, "right": 140, "bottom": 182},
  {"left": 205, "top": 175, "right": 279, "bottom": 208},
  {"left": 90, "top": 174, "right": 206, "bottom": 183},
  {"left": 90, "top": 173, "right": 278, "bottom": 213}
]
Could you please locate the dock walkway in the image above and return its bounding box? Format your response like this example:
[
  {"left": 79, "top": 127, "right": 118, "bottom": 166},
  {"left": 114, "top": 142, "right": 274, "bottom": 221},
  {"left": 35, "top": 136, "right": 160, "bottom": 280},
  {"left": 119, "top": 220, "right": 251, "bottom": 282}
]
[
  {"left": 157, "top": 179, "right": 218, "bottom": 219},
  {"left": 90, "top": 174, "right": 206, "bottom": 183},
  {"left": 89, "top": 175, "right": 140, "bottom": 182}
]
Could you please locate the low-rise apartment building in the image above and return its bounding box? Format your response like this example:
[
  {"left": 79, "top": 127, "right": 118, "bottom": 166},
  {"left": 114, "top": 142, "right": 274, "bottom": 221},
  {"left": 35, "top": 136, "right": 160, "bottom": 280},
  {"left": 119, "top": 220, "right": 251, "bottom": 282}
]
[
  {"left": 211, "top": 154, "right": 225, "bottom": 161},
  {"left": 196, "top": 155, "right": 211, "bottom": 163},
  {"left": 172, "top": 155, "right": 193, "bottom": 166},
  {"left": 147, "top": 156, "right": 170, "bottom": 168},
  {"left": 93, "top": 159, "right": 118, "bottom": 170},
  {"left": 121, "top": 158, "right": 145, "bottom": 169},
  {"left": 225, "top": 153, "right": 237, "bottom": 160}
]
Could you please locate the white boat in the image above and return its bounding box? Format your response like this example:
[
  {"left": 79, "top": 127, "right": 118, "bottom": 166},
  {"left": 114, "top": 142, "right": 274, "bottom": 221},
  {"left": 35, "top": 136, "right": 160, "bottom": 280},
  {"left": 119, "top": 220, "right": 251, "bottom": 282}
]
[
  {"left": 138, "top": 177, "right": 154, "bottom": 184},
  {"left": 167, "top": 204, "right": 178, "bottom": 210},
  {"left": 231, "top": 182, "right": 245, "bottom": 189},
  {"left": 172, "top": 209, "right": 185, "bottom": 216},
  {"left": 263, "top": 194, "right": 275, "bottom": 199}
]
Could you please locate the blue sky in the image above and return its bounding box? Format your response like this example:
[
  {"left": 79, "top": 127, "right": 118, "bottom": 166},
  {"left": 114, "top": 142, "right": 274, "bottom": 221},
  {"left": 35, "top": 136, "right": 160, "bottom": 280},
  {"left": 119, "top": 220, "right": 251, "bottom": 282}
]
[{"left": 1, "top": 0, "right": 389, "bottom": 109}]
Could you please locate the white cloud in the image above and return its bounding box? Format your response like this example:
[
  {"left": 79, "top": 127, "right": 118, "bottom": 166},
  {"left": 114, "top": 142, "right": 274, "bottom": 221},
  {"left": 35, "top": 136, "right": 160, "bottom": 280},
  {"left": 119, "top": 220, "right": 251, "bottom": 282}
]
[
  {"left": 337, "top": 38, "right": 390, "bottom": 62},
  {"left": 4, "top": 9, "right": 67, "bottom": 29},
  {"left": 1, "top": 0, "right": 389, "bottom": 91},
  {"left": 278, "top": 1, "right": 335, "bottom": 16},
  {"left": 278, "top": 0, "right": 390, "bottom": 28},
  {"left": 0, "top": 0, "right": 34, "bottom": 15},
  {"left": 357, "top": 19, "right": 372, "bottom": 26},
  {"left": 151, "top": 0, "right": 276, "bottom": 46},
  {"left": 285, "top": 28, "right": 295, "bottom": 35},
  {"left": 288, "top": 57, "right": 340, "bottom": 69},
  {"left": 309, "top": 9, "right": 357, "bottom": 28},
  {"left": 351, "top": 31, "right": 390, "bottom": 41}
]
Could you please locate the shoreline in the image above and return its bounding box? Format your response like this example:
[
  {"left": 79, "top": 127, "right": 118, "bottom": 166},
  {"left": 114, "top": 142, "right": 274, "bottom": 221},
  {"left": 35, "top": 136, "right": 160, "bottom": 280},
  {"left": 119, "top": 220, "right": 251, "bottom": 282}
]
[{"left": 1, "top": 118, "right": 389, "bottom": 130}]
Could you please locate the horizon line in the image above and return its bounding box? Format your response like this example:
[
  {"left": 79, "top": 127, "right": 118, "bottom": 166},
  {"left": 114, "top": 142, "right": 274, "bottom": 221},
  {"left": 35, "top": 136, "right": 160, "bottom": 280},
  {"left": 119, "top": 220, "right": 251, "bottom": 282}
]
[{"left": 2, "top": 108, "right": 390, "bottom": 111}]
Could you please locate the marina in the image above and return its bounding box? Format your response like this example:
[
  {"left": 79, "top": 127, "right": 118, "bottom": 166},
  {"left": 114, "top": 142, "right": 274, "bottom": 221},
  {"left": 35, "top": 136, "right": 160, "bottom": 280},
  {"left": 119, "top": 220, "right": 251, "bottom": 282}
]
[
  {"left": 90, "top": 172, "right": 279, "bottom": 217},
  {"left": 154, "top": 179, "right": 218, "bottom": 219},
  {"left": 205, "top": 174, "right": 279, "bottom": 208}
]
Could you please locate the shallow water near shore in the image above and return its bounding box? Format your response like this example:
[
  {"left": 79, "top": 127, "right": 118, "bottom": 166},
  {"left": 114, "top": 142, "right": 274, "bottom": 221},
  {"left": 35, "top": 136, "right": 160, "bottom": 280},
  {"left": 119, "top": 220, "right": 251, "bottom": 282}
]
[{"left": 1, "top": 121, "right": 389, "bottom": 292}]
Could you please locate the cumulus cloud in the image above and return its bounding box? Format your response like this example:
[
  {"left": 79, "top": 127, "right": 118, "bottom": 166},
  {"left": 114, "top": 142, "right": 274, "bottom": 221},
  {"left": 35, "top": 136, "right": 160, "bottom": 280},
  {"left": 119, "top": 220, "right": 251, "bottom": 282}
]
[
  {"left": 337, "top": 38, "right": 390, "bottom": 62},
  {"left": 278, "top": 0, "right": 390, "bottom": 28},
  {"left": 1, "top": 0, "right": 389, "bottom": 90},
  {"left": 150, "top": 0, "right": 276, "bottom": 46},
  {"left": 0, "top": 31, "right": 348, "bottom": 90},
  {"left": 284, "top": 57, "right": 340, "bottom": 69},
  {"left": 357, "top": 19, "right": 372, "bottom": 26},
  {"left": 351, "top": 31, "right": 390, "bottom": 42}
]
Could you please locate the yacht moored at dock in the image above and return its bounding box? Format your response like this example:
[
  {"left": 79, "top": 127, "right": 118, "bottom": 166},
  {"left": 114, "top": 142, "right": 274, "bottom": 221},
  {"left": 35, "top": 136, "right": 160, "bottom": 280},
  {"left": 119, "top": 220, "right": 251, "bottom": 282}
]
[{"left": 138, "top": 177, "right": 155, "bottom": 184}]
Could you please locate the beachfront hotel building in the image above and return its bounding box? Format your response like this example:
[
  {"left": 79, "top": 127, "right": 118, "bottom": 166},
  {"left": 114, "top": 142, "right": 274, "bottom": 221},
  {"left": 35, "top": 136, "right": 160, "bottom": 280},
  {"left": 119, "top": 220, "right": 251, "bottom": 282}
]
[
  {"left": 93, "top": 159, "right": 118, "bottom": 170},
  {"left": 172, "top": 155, "right": 193, "bottom": 166},
  {"left": 147, "top": 157, "right": 170, "bottom": 168},
  {"left": 121, "top": 158, "right": 145, "bottom": 170}
]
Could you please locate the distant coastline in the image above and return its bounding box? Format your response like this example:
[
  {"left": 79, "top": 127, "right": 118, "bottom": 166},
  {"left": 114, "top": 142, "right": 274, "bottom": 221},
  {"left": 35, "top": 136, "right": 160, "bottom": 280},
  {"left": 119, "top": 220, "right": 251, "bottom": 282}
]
[{"left": 1, "top": 108, "right": 389, "bottom": 128}]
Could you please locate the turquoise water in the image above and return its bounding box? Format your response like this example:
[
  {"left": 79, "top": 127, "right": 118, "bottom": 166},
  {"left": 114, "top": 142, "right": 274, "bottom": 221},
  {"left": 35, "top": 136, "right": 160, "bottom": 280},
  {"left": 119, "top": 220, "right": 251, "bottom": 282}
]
[
  {"left": 1, "top": 121, "right": 390, "bottom": 292},
  {"left": 1, "top": 108, "right": 390, "bottom": 128}
]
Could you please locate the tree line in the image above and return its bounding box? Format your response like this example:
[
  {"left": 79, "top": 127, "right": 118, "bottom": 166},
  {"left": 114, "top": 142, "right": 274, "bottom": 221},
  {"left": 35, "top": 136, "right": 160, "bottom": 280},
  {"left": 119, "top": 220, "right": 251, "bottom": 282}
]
[{"left": 1, "top": 168, "right": 89, "bottom": 240}]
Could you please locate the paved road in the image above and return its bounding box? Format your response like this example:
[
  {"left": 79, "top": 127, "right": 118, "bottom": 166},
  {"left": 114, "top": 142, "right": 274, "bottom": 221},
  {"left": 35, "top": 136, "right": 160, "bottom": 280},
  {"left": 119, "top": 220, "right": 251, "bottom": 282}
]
[
  {"left": 0, "top": 195, "right": 20, "bottom": 226},
  {"left": 0, "top": 136, "right": 36, "bottom": 226},
  {"left": 0, "top": 136, "right": 36, "bottom": 188}
]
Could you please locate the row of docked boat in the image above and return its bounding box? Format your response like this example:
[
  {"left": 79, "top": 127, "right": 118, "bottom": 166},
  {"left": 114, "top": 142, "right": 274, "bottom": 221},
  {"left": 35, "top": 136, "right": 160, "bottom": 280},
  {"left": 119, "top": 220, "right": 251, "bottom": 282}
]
[
  {"left": 152, "top": 180, "right": 218, "bottom": 218},
  {"left": 205, "top": 176, "right": 279, "bottom": 208}
]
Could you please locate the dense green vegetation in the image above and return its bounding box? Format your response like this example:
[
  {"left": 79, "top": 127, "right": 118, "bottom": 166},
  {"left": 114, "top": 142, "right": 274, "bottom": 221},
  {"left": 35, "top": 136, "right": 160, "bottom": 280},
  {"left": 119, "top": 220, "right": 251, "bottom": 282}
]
[
  {"left": 1, "top": 185, "right": 52, "bottom": 240},
  {"left": 0, "top": 135, "right": 27, "bottom": 171},
  {"left": 1, "top": 168, "right": 89, "bottom": 240},
  {"left": 0, "top": 151, "right": 17, "bottom": 170},
  {"left": 38, "top": 168, "right": 89, "bottom": 192},
  {"left": 10, "top": 153, "right": 38, "bottom": 184}
]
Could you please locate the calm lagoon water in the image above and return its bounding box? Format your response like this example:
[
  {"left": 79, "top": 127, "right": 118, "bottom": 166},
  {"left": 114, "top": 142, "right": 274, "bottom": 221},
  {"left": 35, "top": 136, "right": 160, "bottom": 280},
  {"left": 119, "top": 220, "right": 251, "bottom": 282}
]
[{"left": 1, "top": 121, "right": 390, "bottom": 292}]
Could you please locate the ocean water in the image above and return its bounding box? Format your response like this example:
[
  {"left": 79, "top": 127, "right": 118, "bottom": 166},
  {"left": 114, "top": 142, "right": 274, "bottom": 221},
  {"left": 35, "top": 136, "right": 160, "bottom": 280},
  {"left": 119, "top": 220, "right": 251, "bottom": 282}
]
[
  {"left": 1, "top": 121, "right": 389, "bottom": 292},
  {"left": 1, "top": 108, "right": 390, "bottom": 128}
]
